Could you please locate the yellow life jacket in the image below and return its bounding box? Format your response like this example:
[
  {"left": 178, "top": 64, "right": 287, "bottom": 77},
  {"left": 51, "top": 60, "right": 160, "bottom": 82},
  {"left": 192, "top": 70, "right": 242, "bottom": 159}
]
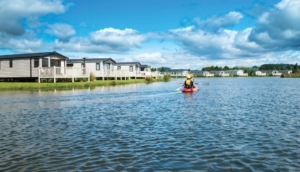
[{"left": 185, "top": 80, "right": 191, "bottom": 85}]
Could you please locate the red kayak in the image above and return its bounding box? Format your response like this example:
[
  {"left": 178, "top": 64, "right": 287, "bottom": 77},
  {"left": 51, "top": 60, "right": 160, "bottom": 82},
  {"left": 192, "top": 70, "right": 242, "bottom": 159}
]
[{"left": 182, "top": 87, "right": 198, "bottom": 92}]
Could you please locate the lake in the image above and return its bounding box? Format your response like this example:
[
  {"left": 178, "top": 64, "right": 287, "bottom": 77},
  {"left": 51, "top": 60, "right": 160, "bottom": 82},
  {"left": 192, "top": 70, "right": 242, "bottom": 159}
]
[{"left": 0, "top": 77, "right": 299, "bottom": 171}]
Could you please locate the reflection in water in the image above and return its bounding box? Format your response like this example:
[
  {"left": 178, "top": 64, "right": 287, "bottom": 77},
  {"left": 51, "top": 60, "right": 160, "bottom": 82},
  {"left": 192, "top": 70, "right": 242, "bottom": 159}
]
[
  {"left": 0, "top": 78, "right": 300, "bottom": 171},
  {"left": 183, "top": 92, "right": 193, "bottom": 97}
]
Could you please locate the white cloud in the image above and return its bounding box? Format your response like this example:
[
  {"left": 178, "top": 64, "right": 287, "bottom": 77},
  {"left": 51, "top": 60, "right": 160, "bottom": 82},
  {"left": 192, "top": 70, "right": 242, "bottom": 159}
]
[
  {"left": 90, "top": 28, "right": 146, "bottom": 51},
  {"left": 249, "top": 0, "right": 300, "bottom": 50},
  {"left": 0, "top": 32, "right": 43, "bottom": 53},
  {"left": 193, "top": 11, "right": 243, "bottom": 32},
  {"left": 46, "top": 23, "right": 76, "bottom": 41},
  {"left": 233, "top": 28, "right": 264, "bottom": 53},
  {"left": 130, "top": 52, "right": 167, "bottom": 64},
  {"left": 53, "top": 28, "right": 147, "bottom": 53},
  {"left": 162, "top": 0, "right": 300, "bottom": 64},
  {"left": 0, "top": 0, "right": 67, "bottom": 35},
  {"left": 169, "top": 27, "right": 242, "bottom": 59}
]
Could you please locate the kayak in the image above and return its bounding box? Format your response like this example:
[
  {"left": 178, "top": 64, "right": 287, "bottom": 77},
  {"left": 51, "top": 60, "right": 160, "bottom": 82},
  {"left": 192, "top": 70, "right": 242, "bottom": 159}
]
[{"left": 182, "top": 87, "right": 198, "bottom": 92}]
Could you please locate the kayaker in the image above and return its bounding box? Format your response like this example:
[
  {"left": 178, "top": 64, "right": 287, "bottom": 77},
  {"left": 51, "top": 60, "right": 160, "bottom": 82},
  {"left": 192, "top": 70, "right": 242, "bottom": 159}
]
[
  {"left": 190, "top": 74, "right": 198, "bottom": 88},
  {"left": 183, "top": 75, "right": 194, "bottom": 88}
]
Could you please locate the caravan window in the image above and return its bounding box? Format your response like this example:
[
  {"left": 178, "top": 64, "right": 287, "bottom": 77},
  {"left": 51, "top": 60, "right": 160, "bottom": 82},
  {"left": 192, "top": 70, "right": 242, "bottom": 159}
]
[
  {"left": 129, "top": 66, "right": 133, "bottom": 72},
  {"left": 34, "top": 58, "right": 39, "bottom": 68},
  {"left": 96, "top": 63, "right": 100, "bottom": 70},
  {"left": 42, "top": 58, "right": 48, "bottom": 67},
  {"left": 117, "top": 66, "right": 121, "bottom": 70},
  {"left": 9, "top": 59, "right": 13, "bottom": 68}
]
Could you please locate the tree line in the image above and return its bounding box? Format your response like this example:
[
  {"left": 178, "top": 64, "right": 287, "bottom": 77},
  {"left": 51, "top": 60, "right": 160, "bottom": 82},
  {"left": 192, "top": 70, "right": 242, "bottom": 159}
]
[
  {"left": 258, "top": 64, "right": 299, "bottom": 72},
  {"left": 202, "top": 63, "right": 299, "bottom": 73},
  {"left": 151, "top": 63, "right": 299, "bottom": 74}
]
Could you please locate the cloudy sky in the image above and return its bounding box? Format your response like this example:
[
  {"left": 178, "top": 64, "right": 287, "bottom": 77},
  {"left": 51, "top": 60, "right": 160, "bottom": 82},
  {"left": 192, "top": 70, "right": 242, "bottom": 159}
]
[{"left": 0, "top": 0, "right": 300, "bottom": 69}]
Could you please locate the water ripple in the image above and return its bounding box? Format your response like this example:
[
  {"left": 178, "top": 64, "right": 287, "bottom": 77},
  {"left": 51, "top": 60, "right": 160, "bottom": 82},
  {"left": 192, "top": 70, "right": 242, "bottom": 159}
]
[{"left": 1, "top": 78, "right": 300, "bottom": 171}]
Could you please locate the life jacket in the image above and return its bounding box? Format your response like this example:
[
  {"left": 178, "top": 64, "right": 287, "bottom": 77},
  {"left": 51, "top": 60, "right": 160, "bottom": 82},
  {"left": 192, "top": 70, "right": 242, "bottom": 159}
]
[{"left": 185, "top": 80, "right": 192, "bottom": 88}]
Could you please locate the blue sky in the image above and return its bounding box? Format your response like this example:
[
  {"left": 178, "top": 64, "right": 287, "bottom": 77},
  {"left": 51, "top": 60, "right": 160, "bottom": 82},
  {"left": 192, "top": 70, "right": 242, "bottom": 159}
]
[{"left": 1, "top": 0, "right": 300, "bottom": 69}]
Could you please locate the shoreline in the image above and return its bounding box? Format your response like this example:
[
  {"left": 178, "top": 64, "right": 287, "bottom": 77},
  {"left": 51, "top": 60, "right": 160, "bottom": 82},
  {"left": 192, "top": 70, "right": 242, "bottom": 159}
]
[{"left": 0, "top": 79, "right": 148, "bottom": 91}]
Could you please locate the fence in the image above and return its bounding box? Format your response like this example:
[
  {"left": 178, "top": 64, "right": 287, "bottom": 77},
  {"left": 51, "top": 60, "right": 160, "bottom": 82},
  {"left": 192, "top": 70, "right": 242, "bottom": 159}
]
[{"left": 38, "top": 67, "right": 90, "bottom": 83}]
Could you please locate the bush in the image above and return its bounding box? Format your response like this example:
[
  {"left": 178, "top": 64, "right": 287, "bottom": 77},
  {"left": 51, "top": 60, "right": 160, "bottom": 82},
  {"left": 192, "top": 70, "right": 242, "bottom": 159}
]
[
  {"left": 111, "top": 81, "right": 117, "bottom": 86},
  {"left": 90, "top": 72, "right": 96, "bottom": 81},
  {"left": 145, "top": 77, "right": 155, "bottom": 83},
  {"left": 163, "top": 74, "right": 172, "bottom": 82}
]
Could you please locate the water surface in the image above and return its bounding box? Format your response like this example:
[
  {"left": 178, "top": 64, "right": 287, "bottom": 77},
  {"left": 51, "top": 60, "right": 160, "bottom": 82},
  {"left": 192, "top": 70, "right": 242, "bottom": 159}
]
[{"left": 0, "top": 78, "right": 300, "bottom": 171}]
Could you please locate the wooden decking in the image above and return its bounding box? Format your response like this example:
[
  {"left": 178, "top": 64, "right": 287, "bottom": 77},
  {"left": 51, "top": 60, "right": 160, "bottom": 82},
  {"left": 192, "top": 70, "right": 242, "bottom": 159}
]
[
  {"left": 38, "top": 67, "right": 163, "bottom": 82},
  {"left": 38, "top": 67, "right": 90, "bottom": 83}
]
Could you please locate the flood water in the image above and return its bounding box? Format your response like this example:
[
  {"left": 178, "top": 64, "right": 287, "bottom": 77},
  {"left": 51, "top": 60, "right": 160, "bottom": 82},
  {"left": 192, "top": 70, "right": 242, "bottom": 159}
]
[{"left": 0, "top": 77, "right": 300, "bottom": 171}]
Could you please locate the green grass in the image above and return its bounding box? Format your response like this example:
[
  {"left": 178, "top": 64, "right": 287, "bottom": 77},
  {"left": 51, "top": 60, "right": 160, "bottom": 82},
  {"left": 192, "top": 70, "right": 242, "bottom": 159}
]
[
  {"left": 281, "top": 73, "right": 300, "bottom": 78},
  {"left": 0, "top": 79, "right": 147, "bottom": 91}
]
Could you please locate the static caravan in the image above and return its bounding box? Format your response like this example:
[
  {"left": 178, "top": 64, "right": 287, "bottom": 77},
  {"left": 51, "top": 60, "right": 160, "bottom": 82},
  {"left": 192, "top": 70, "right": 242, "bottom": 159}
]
[
  {"left": 227, "top": 70, "right": 248, "bottom": 77},
  {"left": 140, "top": 65, "right": 152, "bottom": 76},
  {"left": 278, "top": 70, "right": 292, "bottom": 74},
  {"left": 114, "top": 62, "right": 141, "bottom": 79},
  {"left": 213, "top": 71, "right": 230, "bottom": 77},
  {"left": 189, "top": 70, "right": 202, "bottom": 77},
  {"left": 255, "top": 71, "right": 266, "bottom": 76},
  {"left": 67, "top": 58, "right": 116, "bottom": 79},
  {"left": 261, "top": 70, "right": 282, "bottom": 76},
  {"left": 271, "top": 70, "right": 282, "bottom": 76},
  {"left": 200, "top": 71, "right": 214, "bottom": 77},
  {"left": 167, "top": 69, "right": 188, "bottom": 77},
  {"left": 0, "top": 52, "right": 68, "bottom": 81}
]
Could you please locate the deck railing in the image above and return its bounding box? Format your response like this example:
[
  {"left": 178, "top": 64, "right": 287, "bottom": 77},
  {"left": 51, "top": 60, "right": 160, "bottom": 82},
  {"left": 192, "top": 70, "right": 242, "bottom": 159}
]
[
  {"left": 38, "top": 67, "right": 90, "bottom": 83},
  {"left": 38, "top": 67, "right": 162, "bottom": 82},
  {"left": 110, "top": 70, "right": 163, "bottom": 79}
]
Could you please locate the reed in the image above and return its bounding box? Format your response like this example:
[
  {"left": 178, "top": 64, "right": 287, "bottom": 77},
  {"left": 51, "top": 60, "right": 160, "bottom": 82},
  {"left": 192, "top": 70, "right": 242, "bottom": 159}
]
[{"left": 281, "top": 73, "right": 300, "bottom": 78}]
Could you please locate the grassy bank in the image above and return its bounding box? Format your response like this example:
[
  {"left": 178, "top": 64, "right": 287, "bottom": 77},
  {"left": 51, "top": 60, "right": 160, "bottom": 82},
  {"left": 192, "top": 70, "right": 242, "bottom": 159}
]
[
  {"left": 0, "top": 79, "right": 147, "bottom": 90},
  {"left": 281, "top": 73, "right": 300, "bottom": 78}
]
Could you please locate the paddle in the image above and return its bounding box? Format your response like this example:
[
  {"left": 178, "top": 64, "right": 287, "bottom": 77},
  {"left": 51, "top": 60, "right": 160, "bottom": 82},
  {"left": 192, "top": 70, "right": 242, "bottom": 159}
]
[
  {"left": 176, "top": 84, "right": 184, "bottom": 91},
  {"left": 176, "top": 87, "right": 182, "bottom": 91},
  {"left": 179, "top": 82, "right": 209, "bottom": 86}
]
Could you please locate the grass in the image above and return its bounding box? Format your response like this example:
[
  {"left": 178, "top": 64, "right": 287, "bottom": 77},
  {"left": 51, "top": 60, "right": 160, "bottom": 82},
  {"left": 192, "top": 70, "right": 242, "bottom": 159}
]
[
  {"left": 0, "top": 76, "right": 173, "bottom": 91},
  {"left": 281, "top": 73, "right": 300, "bottom": 78},
  {"left": 0, "top": 79, "right": 147, "bottom": 91}
]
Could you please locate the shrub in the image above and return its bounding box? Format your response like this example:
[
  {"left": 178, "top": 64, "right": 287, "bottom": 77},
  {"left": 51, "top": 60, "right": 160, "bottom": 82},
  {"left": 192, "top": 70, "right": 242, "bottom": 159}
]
[
  {"left": 163, "top": 74, "right": 172, "bottom": 82},
  {"left": 90, "top": 72, "right": 96, "bottom": 81},
  {"left": 111, "top": 81, "right": 117, "bottom": 86},
  {"left": 145, "top": 77, "right": 155, "bottom": 83}
]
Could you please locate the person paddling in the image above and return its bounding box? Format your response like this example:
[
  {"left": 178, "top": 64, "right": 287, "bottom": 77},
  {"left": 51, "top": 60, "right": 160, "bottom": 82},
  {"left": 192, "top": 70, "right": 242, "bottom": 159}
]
[
  {"left": 190, "top": 74, "right": 198, "bottom": 89},
  {"left": 183, "top": 75, "right": 194, "bottom": 88}
]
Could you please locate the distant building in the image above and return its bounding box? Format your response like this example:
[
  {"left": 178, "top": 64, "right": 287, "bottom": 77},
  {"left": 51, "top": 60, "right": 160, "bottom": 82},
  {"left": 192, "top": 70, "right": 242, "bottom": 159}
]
[
  {"left": 227, "top": 70, "right": 248, "bottom": 77},
  {"left": 199, "top": 71, "right": 214, "bottom": 77},
  {"left": 213, "top": 71, "right": 230, "bottom": 77},
  {"left": 261, "top": 70, "right": 282, "bottom": 76},
  {"left": 255, "top": 71, "right": 267, "bottom": 76},
  {"left": 165, "top": 69, "right": 188, "bottom": 77}
]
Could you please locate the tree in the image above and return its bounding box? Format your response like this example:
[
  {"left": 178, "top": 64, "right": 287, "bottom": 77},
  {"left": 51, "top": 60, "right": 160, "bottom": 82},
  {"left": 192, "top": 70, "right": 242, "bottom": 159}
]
[
  {"left": 249, "top": 69, "right": 255, "bottom": 76},
  {"left": 160, "top": 67, "right": 165, "bottom": 72},
  {"left": 224, "top": 66, "right": 229, "bottom": 70},
  {"left": 292, "top": 63, "right": 299, "bottom": 73}
]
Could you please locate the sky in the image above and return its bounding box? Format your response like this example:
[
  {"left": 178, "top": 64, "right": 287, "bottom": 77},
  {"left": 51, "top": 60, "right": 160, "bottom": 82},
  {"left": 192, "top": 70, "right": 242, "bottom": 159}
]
[{"left": 0, "top": 0, "right": 300, "bottom": 69}]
